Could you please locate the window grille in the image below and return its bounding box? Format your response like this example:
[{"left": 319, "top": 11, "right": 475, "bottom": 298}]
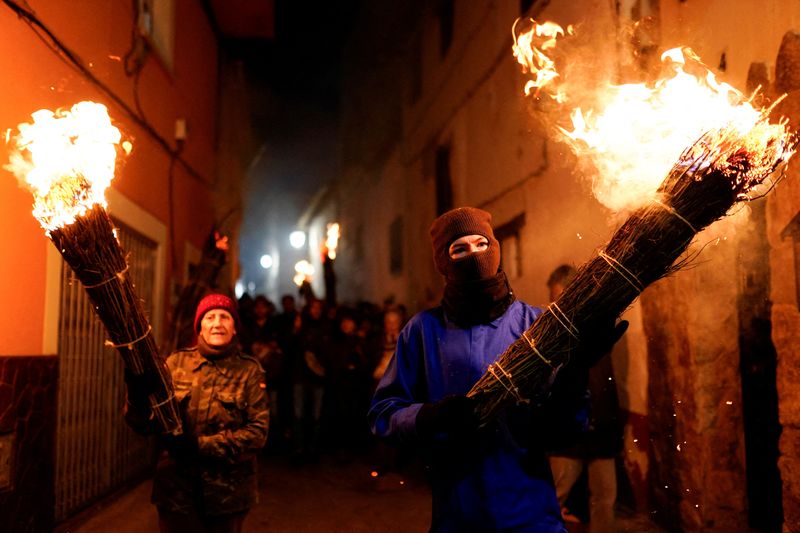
[{"left": 55, "top": 219, "right": 158, "bottom": 520}]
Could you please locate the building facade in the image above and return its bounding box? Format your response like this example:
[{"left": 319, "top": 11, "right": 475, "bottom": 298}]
[{"left": 0, "top": 1, "right": 262, "bottom": 529}]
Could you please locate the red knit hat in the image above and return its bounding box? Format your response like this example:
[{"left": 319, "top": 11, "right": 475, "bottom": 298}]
[
  {"left": 429, "top": 207, "right": 500, "bottom": 277},
  {"left": 194, "top": 293, "right": 241, "bottom": 333}
]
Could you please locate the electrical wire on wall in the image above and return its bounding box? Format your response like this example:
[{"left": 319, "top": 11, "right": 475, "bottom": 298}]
[
  {"left": 123, "top": 0, "right": 150, "bottom": 124},
  {"left": 167, "top": 141, "right": 182, "bottom": 279},
  {"left": 1, "top": 0, "right": 216, "bottom": 282},
  {"left": 0, "top": 0, "right": 211, "bottom": 185}
]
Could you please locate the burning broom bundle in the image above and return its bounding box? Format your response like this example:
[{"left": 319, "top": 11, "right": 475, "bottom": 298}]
[
  {"left": 469, "top": 122, "right": 796, "bottom": 424},
  {"left": 467, "top": 20, "right": 798, "bottom": 425},
  {"left": 5, "top": 102, "right": 182, "bottom": 435}
]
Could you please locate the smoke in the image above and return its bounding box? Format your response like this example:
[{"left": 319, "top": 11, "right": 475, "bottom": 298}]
[{"left": 515, "top": 17, "right": 771, "bottom": 216}]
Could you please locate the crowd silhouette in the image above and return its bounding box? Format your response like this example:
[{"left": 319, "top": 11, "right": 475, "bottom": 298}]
[{"left": 236, "top": 292, "right": 407, "bottom": 467}]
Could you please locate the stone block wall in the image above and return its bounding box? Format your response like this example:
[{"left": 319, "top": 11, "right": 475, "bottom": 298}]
[
  {"left": 769, "top": 32, "right": 800, "bottom": 531},
  {"left": 641, "top": 247, "right": 749, "bottom": 531}
]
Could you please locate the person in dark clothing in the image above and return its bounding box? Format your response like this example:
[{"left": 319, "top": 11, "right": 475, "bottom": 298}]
[
  {"left": 241, "top": 295, "right": 282, "bottom": 446},
  {"left": 368, "top": 207, "right": 626, "bottom": 532},
  {"left": 291, "top": 298, "right": 330, "bottom": 460},
  {"left": 371, "top": 307, "right": 404, "bottom": 388},
  {"left": 240, "top": 294, "right": 277, "bottom": 353},
  {"left": 325, "top": 310, "right": 369, "bottom": 456},
  {"left": 546, "top": 265, "right": 625, "bottom": 532},
  {"left": 271, "top": 294, "right": 300, "bottom": 449},
  {"left": 369, "top": 306, "right": 409, "bottom": 476}
]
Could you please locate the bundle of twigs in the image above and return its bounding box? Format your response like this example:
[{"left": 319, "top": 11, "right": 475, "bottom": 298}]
[
  {"left": 50, "top": 202, "right": 182, "bottom": 435},
  {"left": 467, "top": 123, "right": 796, "bottom": 425}
]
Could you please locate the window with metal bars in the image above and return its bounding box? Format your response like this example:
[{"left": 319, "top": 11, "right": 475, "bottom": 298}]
[{"left": 54, "top": 219, "right": 158, "bottom": 521}]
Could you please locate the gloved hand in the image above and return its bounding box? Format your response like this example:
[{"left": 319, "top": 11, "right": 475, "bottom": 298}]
[
  {"left": 574, "top": 319, "right": 629, "bottom": 367},
  {"left": 416, "top": 394, "right": 480, "bottom": 439},
  {"left": 123, "top": 368, "right": 154, "bottom": 410},
  {"left": 162, "top": 432, "right": 200, "bottom": 460}
]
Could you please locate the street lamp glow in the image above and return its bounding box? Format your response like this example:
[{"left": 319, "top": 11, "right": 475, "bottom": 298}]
[
  {"left": 289, "top": 230, "right": 306, "bottom": 249},
  {"left": 234, "top": 280, "right": 245, "bottom": 299},
  {"left": 259, "top": 254, "right": 274, "bottom": 269}
]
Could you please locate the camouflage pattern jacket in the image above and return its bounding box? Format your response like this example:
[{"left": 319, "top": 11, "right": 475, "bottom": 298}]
[{"left": 151, "top": 346, "right": 269, "bottom": 515}]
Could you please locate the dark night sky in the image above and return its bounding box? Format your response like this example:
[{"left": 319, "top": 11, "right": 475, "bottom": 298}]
[{"left": 235, "top": 0, "right": 360, "bottom": 299}]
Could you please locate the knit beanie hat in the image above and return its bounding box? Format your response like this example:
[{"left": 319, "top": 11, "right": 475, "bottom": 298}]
[
  {"left": 194, "top": 293, "right": 241, "bottom": 333},
  {"left": 430, "top": 207, "right": 501, "bottom": 281}
]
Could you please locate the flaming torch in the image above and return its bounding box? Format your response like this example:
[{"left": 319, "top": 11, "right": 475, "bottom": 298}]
[
  {"left": 4, "top": 101, "right": 182, "bottom": 435},
  {"left": 467, "top": 20, "right": 797, "bottom": 424},
  {"left": 325, "top": 222, "right": 340, "bottom": 260},
  {"left": 322, "top": 222, "right": 340, "bottom": 305}
]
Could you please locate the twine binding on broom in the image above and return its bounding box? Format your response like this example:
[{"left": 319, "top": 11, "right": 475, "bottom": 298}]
[
  {"left": 105, "top": 325, "right": 152, "bottom": 349},
  {"left": 522, "top": 331, "right": 555, "bottom": 368},
  {"left": 652, "top": 199, "right": 698, "bottom": 233},
  {"left": 487, "top": 361, "right": 528, "bottom": 404},
  {"left": 150, "top": 393, "right": 177, "bottom": 409},
  {"left": 547, "top": 302, "right": 579, "bottom": 340},
  {"left": 598, "top": 250, "right": 644, "bottom": 292}
]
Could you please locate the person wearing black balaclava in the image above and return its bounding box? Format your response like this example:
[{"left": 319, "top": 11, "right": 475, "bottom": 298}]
[{"left": 368, "top": 207, "right": 626, "bottom": 532}]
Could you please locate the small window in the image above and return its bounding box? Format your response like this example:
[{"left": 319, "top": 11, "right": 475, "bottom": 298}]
[
  {"left": 389, "top": 216, "right": 404, "bottom": 275},
  {"left": 438, "top": 0, "right": 454, "bottom": 57},
  {"left": 138, "top": 0, "right": 176, "bottom": 71},
  {"left": 495, "top": 214, "right": 526, "bottom": 279}
]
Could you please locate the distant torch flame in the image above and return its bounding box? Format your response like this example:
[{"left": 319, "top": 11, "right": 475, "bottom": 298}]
[
  {"left": 293, "top": 260, "right": 315, "bottom": 287},
  {"left": 325, "top": 222, "right": 340, "bottom": 260},
  {"left": 4, "top": 101, "right": 131, "bottom": 233},
  {"left": 513, "top": 19, "right": 794, "bottom": 211}
]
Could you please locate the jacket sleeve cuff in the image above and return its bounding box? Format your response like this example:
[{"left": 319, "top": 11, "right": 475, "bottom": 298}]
[{"left": 395, "top": 403, "right": 424, "bottom": 441}]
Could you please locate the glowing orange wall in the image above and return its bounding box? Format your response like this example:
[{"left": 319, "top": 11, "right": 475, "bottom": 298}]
[{"left": 0, "top": 1, "right": 219, "bottom": 355}]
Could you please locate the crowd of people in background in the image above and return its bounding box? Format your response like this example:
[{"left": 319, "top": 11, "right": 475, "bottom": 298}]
[{"left": 235, "top": 292, "right": 408, "bottom": 466}]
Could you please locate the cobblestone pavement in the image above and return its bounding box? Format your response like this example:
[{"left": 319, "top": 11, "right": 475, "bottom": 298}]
[{"left": 65, "top": 454, "right": 666, "bottom": 532}]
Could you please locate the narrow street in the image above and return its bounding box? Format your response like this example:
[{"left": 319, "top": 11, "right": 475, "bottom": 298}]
[
  {"left": 63, "top": 455, "right": 432, "bottom": 533},
  {"left": 62, "top": 453, "right": 666, "bottom": 533}
]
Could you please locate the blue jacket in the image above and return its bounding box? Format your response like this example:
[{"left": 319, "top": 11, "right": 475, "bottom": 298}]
[{"left": 368, "top": 300, "right": 569, "bottom": 532}]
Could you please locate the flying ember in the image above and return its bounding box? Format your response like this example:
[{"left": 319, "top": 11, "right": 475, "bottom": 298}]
[
  {"left": 513, "top": 19, "right": 794, "bottom": 211},
  {"left": 4, "top": 101, "right": 130, "bottom": 233}
]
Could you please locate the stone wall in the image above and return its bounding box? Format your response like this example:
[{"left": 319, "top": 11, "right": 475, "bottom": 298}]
[
  {"left": 642, "top": 240, "right": 749, "bottom": 531},
  {"left": 769, "top": 31, "right": 800, "bottom": 532},
  {"left": 0, "top": 356, "right": 57, "bottom": 533}
]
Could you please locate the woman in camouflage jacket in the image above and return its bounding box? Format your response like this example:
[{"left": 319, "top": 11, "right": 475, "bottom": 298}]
[{"left": 126, "top": 293, "right": 269, "bottom": 533}]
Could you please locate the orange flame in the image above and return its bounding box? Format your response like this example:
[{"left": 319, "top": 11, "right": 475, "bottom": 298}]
[
  {"left": 512, "top": 19, "right": 574, "bottom": 102},
  {"left": 513, "top": 19, "right": 795, "bottom": 211},
  {"left": 325, "top": 222, "right": 340, "bottom": 260},
  {"left": 4, "top": 101, "right": 131, "bottom": 233}
]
